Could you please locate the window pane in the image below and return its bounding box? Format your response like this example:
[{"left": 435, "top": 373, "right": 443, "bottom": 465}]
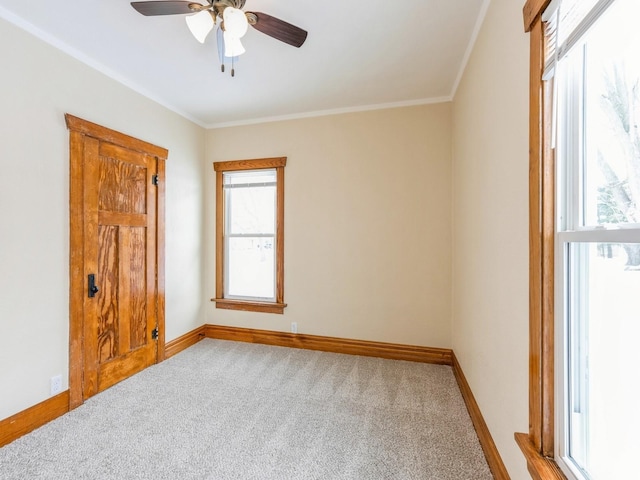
[
  {"left": 582, "top": 0, "right": 640, "bottom": 226},
  {"left": 224, "top": 169, "right": 276, "bottom": 235},
  {"left": 227, "top": 186, "right": 275, "bottom": 234},
  {"left": 226, "top": 237, "right": 275, "bottom": 299},
  {"left": 567, "top": 242, "right": 640, "bottom": 479}
]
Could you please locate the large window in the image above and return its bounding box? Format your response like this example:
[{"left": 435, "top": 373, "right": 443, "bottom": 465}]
[
  {"left": 520, "top": 1, "right": 640, "bottom": 479},
  {"left": 212, "top": 157, "right": 286, "bottom": 314},
  {"left": 554, "top": 1, "right": 640, "bottom": 478}
]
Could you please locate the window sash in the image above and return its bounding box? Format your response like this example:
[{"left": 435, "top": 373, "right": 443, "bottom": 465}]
[
  {"left": 223, "top": 171, "right": 277, "bottom": 302},
  {"left": 556, "top": 239, "right": 640, "bottom": 480},
  {"left": 223, "top": 169, "right": 276, "bottom": 236},
  {"left": 553, "top": 2, "right": 640, "bottom": 476},
  {"left": 224, "top": 235, "right": 276, "bottom": 301}
]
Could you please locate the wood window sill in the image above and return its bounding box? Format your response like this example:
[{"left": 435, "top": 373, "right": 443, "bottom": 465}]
[
  {"left": 211, "top": 298, "right": 287, "bottom": 314},
  {"left": 515, "top": 433, "right": 567, "bottom": 480}
]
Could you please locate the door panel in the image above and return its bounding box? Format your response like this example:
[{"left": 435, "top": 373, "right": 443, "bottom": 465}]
[
  {"left": 127, "top": 227, "right": 147, "bottom": 351},
  {"left": 97, "top": 224, "right": 119, "bottom": 363},
  {"left": 98, "top": 154, "right": 147, "bottom": 214},
  {"left": 67, "top": 114, "right": 166, "bottom": 406},
  {"left": 91, "top": 144, "right": 156, "bottom": 394}
]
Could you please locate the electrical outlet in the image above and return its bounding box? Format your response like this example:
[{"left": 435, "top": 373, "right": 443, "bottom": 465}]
[
  {"left": 50, "top": 375, "right": 62, "bottom": 396},
  {"left": 291, "top": 322, "right": 298, "bottom": 334}
]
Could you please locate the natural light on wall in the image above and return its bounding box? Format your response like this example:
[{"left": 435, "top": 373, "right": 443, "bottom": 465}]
[{"left": 550, "top": 0, "right": 640, "bottom": 478}]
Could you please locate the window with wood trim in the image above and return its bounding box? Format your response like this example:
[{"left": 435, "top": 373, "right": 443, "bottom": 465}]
[
  {"left": 212, "top": 158, "right": 286, "bottom": 314},
  {"left": 519, "top": 1, "right": 640, "bottom": 479}
]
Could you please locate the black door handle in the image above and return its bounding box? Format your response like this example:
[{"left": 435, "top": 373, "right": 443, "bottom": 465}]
[{"left": 88, "top": 274, "right": 99, "bottom": 298}]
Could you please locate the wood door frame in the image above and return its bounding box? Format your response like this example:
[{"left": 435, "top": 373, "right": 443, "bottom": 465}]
[{"left": 66, "top": 114, "right": 167, "bottom": 409}]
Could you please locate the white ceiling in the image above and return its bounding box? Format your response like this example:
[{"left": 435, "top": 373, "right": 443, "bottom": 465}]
[{"left": 0, "top": 0, "right": 488, "bottom": 127}]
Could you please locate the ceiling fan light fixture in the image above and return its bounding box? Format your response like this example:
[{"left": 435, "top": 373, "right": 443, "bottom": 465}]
[
  {"left": 185, "top": 10, "right": 214, "bottom": 43},
  {"left": 133, "top": 0, "right": 309, "bottom": 76}
]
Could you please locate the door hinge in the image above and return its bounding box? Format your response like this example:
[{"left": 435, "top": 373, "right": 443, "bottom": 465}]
[
  {"left": 151, "top": 327, "right": 159, "bottom": 340},
  {"left": 152, "top": 174, "right": 159, "bottom": 186}
]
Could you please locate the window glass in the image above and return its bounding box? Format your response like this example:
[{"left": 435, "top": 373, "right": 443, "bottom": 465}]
[
  {"left": 556, "top": 1, "right": 640, "bottom": 479},
  {"left": 582, "top": 0, "right": 640, "bottom": 227},
  {"left": 224, "top": 171, "right": 276, "bottom": 235},
  {"left": 566, "top": 242, "right": 640, "bottom": 479},
  {"left": 223, "top": 169, "right": 277, "bottom": 301},
  {"left": 227, "top": 237, "right": 275, "bottom": 298}
]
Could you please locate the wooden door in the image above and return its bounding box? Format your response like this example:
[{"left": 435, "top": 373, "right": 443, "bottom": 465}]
[{"left": 66, "top": 114, "right": 166, "bottom": 408}]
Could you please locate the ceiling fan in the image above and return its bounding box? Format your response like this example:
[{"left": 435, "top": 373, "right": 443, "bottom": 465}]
[{"left": 131, "top": 0, "right": 308, "bottom": 76}]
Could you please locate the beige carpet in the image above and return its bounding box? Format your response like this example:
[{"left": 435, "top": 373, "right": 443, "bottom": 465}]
[{"left": 0, "top": 339, "right": 492, "bottom": 479}]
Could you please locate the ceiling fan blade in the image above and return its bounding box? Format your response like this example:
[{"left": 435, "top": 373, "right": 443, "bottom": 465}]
[
  {"left": 248, "top": 12, "right": 307, "bottom": 48},
  {"left": 131, "top": 1, "right": 200, "bottom": 16}
]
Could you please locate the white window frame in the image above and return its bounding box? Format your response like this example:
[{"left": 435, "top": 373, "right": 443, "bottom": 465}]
[
  {"left": 223, "top": 169, "right": 278, "bottom": 303},
  {"left": 553, "top": 3, "right": 640, "bottom": 477}
]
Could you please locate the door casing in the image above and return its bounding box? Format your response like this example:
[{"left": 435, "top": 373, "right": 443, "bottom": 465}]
[{"left": 66, "top": 114, "right": 166, "bottom": 409}]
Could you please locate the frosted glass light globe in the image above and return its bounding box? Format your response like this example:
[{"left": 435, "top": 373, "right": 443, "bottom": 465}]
[
  {"left": 223, "top": 7, "right": 248, "bottom": 39},
  {"left": 185, "top": 10, "right": 214, "bottom": 43}
]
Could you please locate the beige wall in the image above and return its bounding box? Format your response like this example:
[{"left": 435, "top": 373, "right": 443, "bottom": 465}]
[
  {"left": 2, "top": 3, "right": 535, "bottom": 478},
  {"left": 205, "top": 105, "right": 453, "bottom": 348},
  {"left": 451, "top": 0, "right": 530, "bottom": 478},
  {"left": 0, "top": 18, "right": 205, "bottom": 419}
]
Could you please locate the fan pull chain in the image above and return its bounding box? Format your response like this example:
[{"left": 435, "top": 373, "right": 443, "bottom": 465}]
[{"left": 231, "top": 56, "right": 235, "bottom": 77}]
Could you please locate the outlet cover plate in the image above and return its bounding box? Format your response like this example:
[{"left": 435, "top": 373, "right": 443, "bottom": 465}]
[{"left": 50, "top": 375, "right": 62, "bottom": 395}]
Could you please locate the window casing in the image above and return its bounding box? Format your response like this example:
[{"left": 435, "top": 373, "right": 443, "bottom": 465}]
[{"left": 212, "top": 157, "right": 286, "bottom": 314}]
